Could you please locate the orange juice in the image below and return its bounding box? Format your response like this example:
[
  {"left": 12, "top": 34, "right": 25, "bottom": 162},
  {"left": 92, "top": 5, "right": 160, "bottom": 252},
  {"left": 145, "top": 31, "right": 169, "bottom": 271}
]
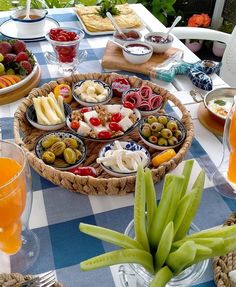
[
  {"left": 228, "top": 111, "right": 236, "bottom": 183},
  {"left": 0, "top": 158, "right": 26, "bottom": 254}
]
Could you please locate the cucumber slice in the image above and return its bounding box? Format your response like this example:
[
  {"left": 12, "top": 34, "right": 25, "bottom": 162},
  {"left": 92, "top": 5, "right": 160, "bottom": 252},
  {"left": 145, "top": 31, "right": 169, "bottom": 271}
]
[
  {"left": 145, "top": 168, "right": 157, "bottom": 231},
  {"left": 155, "top": 221, "right": 174, "bottom": 271},
  {"left": 134, "top": 166, "right": 150, "bottom": 251},
  {"left": 79, "top": 223, "right": 144, "bottom": 250},
  {"left": 80, "top": 248, "right": 154, "bottom": 274},
  {"left": 150, "top": 266, "right": 173, "bottom": 287}
]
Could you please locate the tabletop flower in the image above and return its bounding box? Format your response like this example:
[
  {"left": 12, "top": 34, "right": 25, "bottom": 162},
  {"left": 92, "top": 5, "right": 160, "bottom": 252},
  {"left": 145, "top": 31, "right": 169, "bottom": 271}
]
[{"left": 188, "top": 13, "right": 211, "bottom": 28}]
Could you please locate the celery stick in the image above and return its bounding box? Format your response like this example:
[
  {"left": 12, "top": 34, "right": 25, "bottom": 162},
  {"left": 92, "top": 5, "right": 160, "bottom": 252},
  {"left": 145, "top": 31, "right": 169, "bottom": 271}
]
[
  {"left": 173, "top": 237, "right": 224, "bottom": 249},
  {"left": 148, "top": 174, "right": 176, "bottom": 250},
  {"left": 195, "top": 244, "right": 212, "bottom": 256},
  {"left": 145, "top": 168, "right": 157, "bottom": 231},
  {"left": 166, "top": 241, "right": 197, "bottom": 275},
  {"left": 80, "top": 249, "right": 154, "bottom": 274},
  {"left": 181, "top": 159, "right": 194, "bottom": 198},
  {"left": 134, "top": 166, "right": 150, "bottom": 251},
  {"left": 79, "top": 223, "right": 144, "bottom": 250},
  {"left": 174, "top": 170, "right": 205, "bottom": 241},
  {"left": 173, "top": 191, "right": 195, "bottom": 236},
  {"left": 150, "top": 266, "right": 173, "bottom": 287},
  {"left": 155, "top": 221, "right": 174, "bottom": 271}
]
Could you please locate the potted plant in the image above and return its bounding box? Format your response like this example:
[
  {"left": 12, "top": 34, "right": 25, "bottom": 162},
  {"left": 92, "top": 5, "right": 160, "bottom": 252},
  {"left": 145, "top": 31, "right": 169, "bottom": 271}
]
[
  {"left": 185, "top": 13, "right": 211, "bottom": 53},
  {"left": 212, "top": 20, "right": 234, "bottom": 57}
]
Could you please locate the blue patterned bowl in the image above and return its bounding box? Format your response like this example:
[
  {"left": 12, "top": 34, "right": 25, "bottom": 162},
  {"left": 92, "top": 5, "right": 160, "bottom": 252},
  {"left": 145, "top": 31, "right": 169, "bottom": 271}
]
[{"left": 98, "top": 141, "right": 150, "bottom": 177}]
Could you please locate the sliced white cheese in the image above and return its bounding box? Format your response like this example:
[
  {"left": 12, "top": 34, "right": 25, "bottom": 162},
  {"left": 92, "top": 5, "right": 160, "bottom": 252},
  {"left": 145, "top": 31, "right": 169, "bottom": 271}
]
[
  {"left": 93, "top": 125, "right": 108, "bottom": 135},
  {"left": 96, "top": 94, "right": 107, "bottom": 102},
  {"left": 118, "top": 116, "right": 133, "bottom": 131},
  {"left": 120, "top": 107, "right": 133, "bottom": 117},
  {"left": 77, "top": 120, "right": 91, "bottom": 136},
  {"left": 83, "top": 110, "right": 99, "bottom": 123},
  {"left": 105, "top": 105, "right": 121, "bottom": 114}
]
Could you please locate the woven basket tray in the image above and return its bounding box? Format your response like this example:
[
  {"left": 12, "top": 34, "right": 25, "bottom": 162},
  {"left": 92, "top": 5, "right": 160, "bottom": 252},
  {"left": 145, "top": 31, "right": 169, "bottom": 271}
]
[
  {"left": 14, "top": 72, "right": 194, "bottom": 195},
  {"left": 213, "top": 213, "right": 236, "bottom": 287},
  {"left": 0, "top": 273, "right": 63, "bottom": 286}
]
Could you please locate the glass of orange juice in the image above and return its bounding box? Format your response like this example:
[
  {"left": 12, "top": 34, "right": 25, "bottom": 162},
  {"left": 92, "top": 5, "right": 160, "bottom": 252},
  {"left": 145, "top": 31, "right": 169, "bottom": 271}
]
[
  {"left": 0, "top": 140, "right": 39, "bottom": 272},
  {"left": 213, "top": 96, "right": 236, "bottom": 198}
]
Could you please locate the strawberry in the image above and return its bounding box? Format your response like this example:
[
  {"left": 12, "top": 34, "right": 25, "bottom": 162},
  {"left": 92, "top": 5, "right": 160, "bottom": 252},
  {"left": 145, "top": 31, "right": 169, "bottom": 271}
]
[
  {"left": 18, "top": 60, "right": 32, "bottom": 75},
  {"left": 3, "top": 53, "right": 16, "bottom": 65},
  {"left": 15, "top": 52, "right": 29, "bottom": 62},
  {"left": 0, "top": 41, "right": 12, "bottom": 55},
  {"left": 12, "top": 40, "right": 26, "bottom": 54}
]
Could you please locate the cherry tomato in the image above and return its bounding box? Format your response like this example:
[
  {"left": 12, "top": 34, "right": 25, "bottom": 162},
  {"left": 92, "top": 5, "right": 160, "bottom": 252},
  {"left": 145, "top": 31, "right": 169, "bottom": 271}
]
[
  {"left": 98, "top": 131, "right": 112, "bottom": 139},
  {"left": 80, "top": 107, "right": 91, "bottom": 113},
  {"left": 123, "top": 101, "right": 134, "bottom": 110},
  {"left": 109, "top": 122, "right": 123, "bottom": 132},
  {"left": 69, "top": 166, "right": 97, "bottom": 177},
  {"left": 89, "top": 117, "right": 101, "bottom": 126},
  {"left": 111, "top": 112, "right": 122, "bottom": 123},
  {"left": 71, "top": 120, "right": 80, "bottom": 130}
]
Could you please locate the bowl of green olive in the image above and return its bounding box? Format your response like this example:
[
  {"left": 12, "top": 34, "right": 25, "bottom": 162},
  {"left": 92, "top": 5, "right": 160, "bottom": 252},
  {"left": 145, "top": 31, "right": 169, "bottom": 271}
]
[
  {"left": 138, "top": 114, "right": 186, "bottom": 150},
  {"left": 35, "top": 131, "right": 87, "bottom": 171}
]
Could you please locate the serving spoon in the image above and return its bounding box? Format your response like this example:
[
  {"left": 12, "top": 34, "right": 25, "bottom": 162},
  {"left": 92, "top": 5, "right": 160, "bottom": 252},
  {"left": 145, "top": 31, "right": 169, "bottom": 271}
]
[
  {"left": 106, "top": 12, "right": 127, "bottom": 39},
  {"left": 109, "top": 40, "right": 129, "bottom": 52},
  {"left": 24, "top": 0, "right": 31, "bottom": 20},
  {"left": 161, "top": 16, "right": 182, "bottom": 42}
]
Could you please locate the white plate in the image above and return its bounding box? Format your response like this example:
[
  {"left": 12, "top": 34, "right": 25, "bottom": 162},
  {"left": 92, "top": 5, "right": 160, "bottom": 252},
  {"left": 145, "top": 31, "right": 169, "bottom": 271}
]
[
  {"left": 73, "top": 8, "right": 145, "bottom": 36},
  {"left": 0, "top": 17, "right": 59, "bottom": 41},
  {"left": 0, "top": 61, "right": 38, "bottom": 95}
]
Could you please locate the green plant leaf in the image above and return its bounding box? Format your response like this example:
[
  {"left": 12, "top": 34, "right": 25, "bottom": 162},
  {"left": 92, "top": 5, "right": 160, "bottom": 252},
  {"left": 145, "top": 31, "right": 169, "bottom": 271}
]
[{"left": 79, "top": 0, "right": 97, "bottom": 5}]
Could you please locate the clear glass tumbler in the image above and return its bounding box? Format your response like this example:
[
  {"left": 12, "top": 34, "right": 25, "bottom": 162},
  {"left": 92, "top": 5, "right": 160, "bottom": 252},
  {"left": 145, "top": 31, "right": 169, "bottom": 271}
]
[
  {"left": 119, "top": 219, "right": 208, "bottom": 287},
  {"left": 0, "top": 140, "right": 39, "bottom": 272}
]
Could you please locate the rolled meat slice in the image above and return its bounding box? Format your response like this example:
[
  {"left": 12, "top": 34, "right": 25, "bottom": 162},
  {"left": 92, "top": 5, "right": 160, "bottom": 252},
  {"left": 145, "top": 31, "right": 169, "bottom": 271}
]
[
  {"left": 149, "top": 94, "right": 163, "bottom": 110},
  {"left": 139, "top": 85, "right": 152, "bottom": 101},
  {"left": 139, "top": 100, "right": 152, "bottom": 111},
  {"left": 123, "top": 91, "right": 141, "bottom": 108}
]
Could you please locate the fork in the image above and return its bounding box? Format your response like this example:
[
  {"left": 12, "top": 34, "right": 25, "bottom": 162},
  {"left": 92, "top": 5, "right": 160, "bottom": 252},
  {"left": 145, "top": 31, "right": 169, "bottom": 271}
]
[{"left": 19, "top": 270, "right": 56, "bottom": 287}]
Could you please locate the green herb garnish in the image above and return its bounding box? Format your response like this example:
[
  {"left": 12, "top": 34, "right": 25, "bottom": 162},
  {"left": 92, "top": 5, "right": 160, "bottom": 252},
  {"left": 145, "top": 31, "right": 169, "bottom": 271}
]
[
  {"left": 214, "top": 99, "right": 226, "bottom": 106},
  {"left": 97, "top": 0, "right": 120, "bottom": 18}
]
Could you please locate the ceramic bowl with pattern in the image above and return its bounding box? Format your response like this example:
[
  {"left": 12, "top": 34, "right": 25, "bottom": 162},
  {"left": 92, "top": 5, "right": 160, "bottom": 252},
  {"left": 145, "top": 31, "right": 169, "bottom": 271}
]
[{"left": 144, "top": 32, "right": 173, "bottom": 53}]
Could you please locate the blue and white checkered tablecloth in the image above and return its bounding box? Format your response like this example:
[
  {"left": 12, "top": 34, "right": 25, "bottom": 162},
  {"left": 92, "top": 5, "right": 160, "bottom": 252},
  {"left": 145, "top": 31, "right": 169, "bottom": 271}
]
[{"left": 0, "top": 8, "right": 235, "bottom": 287}]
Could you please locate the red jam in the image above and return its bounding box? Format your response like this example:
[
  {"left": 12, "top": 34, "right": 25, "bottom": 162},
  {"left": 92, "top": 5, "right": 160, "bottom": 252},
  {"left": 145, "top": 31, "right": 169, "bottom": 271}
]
[
  {"left": 115, "top": 30, "right": 140, "bottom": 40},
  {"left": 126, "top": 44, "right": 151, "bottom": 55},
  {"left": 147, "top": 35, "right": 170, "bottom": 44}
]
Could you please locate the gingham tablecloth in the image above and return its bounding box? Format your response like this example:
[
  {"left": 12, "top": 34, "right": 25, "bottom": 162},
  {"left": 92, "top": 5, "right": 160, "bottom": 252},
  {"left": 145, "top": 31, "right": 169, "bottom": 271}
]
[{"left": 0, "top": 7, "right": 235, "bottom": 287}]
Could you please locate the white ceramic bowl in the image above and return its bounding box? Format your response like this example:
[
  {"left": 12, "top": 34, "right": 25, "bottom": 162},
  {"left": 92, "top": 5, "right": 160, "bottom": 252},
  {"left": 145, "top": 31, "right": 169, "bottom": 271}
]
[
  {"left": 10, "top": 9, "right": 48, "bottom": 37},
  {"left": 123, "top": 41, "right": 153, "bottom": 64},
  {"left": 113, "top": 29, "right": 142, "bottom": 45},
  {"left": 144, "top": 32, "right": 173, "bottom": 53},
  {"left": 98, "top": 141, "right": 150, "bottom": 177},
  {"left": 26, "top": 103, "right": 72, "bottom": 131}
]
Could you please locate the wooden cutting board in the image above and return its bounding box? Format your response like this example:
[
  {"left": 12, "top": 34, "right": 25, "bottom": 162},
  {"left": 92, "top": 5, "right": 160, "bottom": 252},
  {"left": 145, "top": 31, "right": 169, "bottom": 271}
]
[
  {"left": 0, "top": 66, "right": 41, "bottom": 106},
  {"left": 102, "top": 41, "right": 182, "bottom": 75},
  {"left": 197, "top": 102, "right": 224, "bottom": 136}
]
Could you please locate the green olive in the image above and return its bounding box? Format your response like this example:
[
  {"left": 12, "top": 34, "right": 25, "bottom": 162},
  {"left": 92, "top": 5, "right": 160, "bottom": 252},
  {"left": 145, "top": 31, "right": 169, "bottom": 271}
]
[
  {"left": 75, "top": 149, "right": 82, "bottom": 160},
  {"left": 41, "top": 135, "right": 60, "bottom": 149},
  {"left": 160, "top": 128, "right": 172, "bottom": 139},
  {"left": 63, "top": 148, "right": 77, "bottom": 164},
  {"left": 158, "top": 115, "right": 168, "bottom": 126},
  {"left": 147, "top": 115, "right": 158, "bottom": 124},
  {"left": 141, "top": 125, "right": 151, "bottom": 138},
  {"left": 42, "top": 151, "right": 55, "bottom": 164},
  {"left": 150, "top": 122, "right": 164, "bottom": 132},
  {"left": 158, "top": 137, "right": 168, "bottom": 146},
  {"left": 148, "top": 135, "right": 158, "bottom": 144},
  {"left": 168, "top": 136, "right": 178, "bottom": 146},
  {"left": 174, "top": 130, "right": 183, "bottom": 140},
  {"left": 63, "top": 138, "right": 78, "bottom": 149},
  {"left": 166, "top": 120, "right": 178, "bottom": 132}
]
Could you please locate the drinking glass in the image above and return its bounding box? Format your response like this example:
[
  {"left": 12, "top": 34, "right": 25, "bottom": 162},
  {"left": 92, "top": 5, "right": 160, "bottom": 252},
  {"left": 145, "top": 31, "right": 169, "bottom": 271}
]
[
  {"left": 119, "top": 219, "right": 208, "bottom": 287},
  {"left": 0, "top": 140, "right": 39, "bottom": 272},
  {"left": 212, "top": 96, "right": 236, "bottom": 198},
  {"left": 44, "top": 27, "right": 87, "bottom": 76}
]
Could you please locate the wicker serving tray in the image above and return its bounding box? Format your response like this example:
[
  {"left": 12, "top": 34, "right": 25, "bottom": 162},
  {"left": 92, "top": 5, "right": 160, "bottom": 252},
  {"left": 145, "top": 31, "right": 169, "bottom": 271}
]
[
  {"left": 213, "top": 213, "right": 236, "bottom": 287},
  {"left": 0, "top": 273, "right": 63, "bottom": 287},
  {"left": 14, "top": 72, "right": 194, "bottom": 195}
]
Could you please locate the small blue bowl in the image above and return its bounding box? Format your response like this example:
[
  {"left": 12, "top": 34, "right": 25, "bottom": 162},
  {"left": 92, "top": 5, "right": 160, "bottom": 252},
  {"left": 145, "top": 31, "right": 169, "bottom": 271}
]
[{"left": 98, "top": 141, "right": 150, "bottom": 177}]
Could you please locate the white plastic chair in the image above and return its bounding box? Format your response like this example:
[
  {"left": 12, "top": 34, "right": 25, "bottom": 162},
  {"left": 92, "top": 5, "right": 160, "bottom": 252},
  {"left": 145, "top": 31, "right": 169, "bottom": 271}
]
[{"left": 172, "top": 26, "right": 236, "bottom": 87}]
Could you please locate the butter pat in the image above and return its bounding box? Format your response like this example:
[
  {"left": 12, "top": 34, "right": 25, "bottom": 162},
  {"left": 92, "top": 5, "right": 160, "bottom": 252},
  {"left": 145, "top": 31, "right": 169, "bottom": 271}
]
[
  {"left": 77, "top": 121, "right": 91, "bottom": 136},
  {"left": 106, "top": 105, "right": 121, "bottom": 114},
  {"left": 119, "top": 116, "right": 133, "bottom": 131},
  {"left": 120, "top": 107, "right": 133, "bottom": 117}
]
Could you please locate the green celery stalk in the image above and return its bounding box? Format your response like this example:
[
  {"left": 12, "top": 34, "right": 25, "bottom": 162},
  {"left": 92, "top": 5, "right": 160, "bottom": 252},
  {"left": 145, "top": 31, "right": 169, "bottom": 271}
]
[
  {"left": 195, "top": 244, "right": 212, "bottom": 256},
  {"left": 150, "top": 266, "right": 173, "bottom": 287},
  {"left": 181, "top": 159, "right": 194, "bottom": 198},
  {"left": 155, "top": 221, "right": 174, "bottom": 271},
  {"left": 80, "top": 249, "right": 154, "bottom": 274},
  {"left": 145, "top": 168, "right": 157, "bottom": 231},
  {"left": 134, "top": 166, "right": 150, "bottom": 251},
  {"left": 166, "top": 241, "right": 197, "bottom": 275},
  {"left": 79, "top": 223, "right": 144, "bottom": 250},
  {"left": 174, "top": 171, "right": 205, "bottom": 241},
  {"left": 173, "top": 237, "right": 224, "bottom": 249}
]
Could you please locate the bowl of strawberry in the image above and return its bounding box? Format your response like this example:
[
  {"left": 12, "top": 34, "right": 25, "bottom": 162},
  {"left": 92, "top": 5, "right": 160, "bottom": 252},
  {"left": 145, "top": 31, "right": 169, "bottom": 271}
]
[{"left": 45, "top": 28, "right": 87, "bottom": 75}]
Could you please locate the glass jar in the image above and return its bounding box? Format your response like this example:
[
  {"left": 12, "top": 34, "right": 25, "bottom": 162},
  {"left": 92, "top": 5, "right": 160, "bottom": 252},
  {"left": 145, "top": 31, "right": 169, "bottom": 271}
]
[{"left": 119, "top": 219, "right": 208, "bottom": 287}]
